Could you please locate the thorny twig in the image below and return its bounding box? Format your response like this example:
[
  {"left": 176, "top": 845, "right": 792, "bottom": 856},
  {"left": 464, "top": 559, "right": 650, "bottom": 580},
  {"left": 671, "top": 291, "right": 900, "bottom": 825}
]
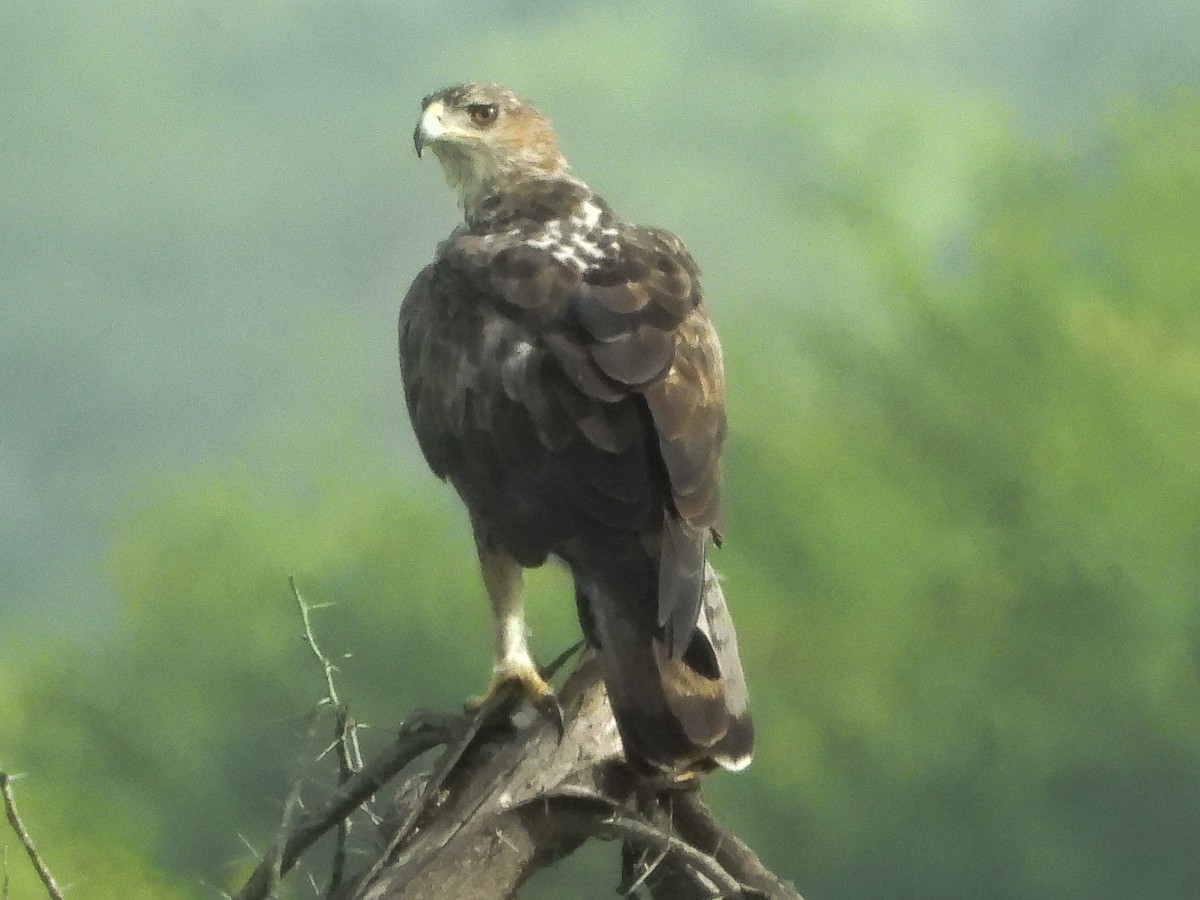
[
  {"left": 290, "top": 576, "right": 369, "bottom": 895},
  {"left": 291, "top": 576, "right": 366, "bottom": 774},
  {"left": 238, "top": 580, "right": 466, "bottom": 900},
  {"left": 235, "top": 710, "right": 461, "bottom": 900}
]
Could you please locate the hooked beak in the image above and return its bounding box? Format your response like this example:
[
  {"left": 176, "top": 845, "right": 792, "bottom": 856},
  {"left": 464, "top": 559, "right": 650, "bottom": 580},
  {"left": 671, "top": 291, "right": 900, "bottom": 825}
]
[{"left": 413, "top": 100, "right": 446, "bottom": 159}]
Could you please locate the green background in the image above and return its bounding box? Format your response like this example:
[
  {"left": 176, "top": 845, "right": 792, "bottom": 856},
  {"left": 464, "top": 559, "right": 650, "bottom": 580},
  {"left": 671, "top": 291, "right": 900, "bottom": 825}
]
[{"left": 2, "top": 1, "right": 1198, "bottom": 897}]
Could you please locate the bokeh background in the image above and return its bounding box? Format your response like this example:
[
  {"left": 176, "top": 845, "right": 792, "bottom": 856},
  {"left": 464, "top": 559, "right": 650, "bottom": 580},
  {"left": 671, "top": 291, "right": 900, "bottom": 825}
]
[{"left": 3, "top": 1, "right": 1199, "bottom": 897}]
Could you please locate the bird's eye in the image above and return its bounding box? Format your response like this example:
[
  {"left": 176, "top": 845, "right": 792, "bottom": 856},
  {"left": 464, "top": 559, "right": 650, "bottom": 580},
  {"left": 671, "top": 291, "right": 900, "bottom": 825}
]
[{"left": 467, "top": 103, "right": 499, "bottom": 126}]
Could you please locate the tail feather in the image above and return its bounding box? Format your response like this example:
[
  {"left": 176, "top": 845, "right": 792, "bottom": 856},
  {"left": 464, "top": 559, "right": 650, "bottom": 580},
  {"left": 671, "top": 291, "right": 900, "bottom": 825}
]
[
  {"left": 691, "top": 563, "right": 753, "bottom": 770},
  {"left": 586, "top": 561, "right": 754, "bottom": 774}
]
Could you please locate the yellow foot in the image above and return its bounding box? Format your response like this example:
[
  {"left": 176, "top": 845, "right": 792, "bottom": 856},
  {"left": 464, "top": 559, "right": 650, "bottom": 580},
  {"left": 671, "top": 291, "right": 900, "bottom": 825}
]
[{"left": 466, "top": 658, "right": 564, "bottom": 737}]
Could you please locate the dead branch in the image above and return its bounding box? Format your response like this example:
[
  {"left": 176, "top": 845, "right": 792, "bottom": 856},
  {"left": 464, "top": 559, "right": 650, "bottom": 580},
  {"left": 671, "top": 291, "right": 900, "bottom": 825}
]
[
  {"left": 230, "top": 584, "right": 802, "bottom": 900},
  {"left": 233, "top": 652, "right": 801, "bottom": 900}
]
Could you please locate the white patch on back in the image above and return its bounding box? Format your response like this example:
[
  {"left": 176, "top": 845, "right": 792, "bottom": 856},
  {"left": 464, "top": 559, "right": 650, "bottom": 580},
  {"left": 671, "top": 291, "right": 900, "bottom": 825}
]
[
  {"left": 526, "top": 233, "right": 556, "bottom": 251},
  {"left": 571, "top": 231, "right": 606, "bottom": 259},
  {"left": 570, "top": 199, "right": 603, "bottom": 230},
  {"left": 551, "top": 245, "right": 585, "bottom": 268},
  {"left": 522, "top": 195, "right": 617, "bottom": 273}
]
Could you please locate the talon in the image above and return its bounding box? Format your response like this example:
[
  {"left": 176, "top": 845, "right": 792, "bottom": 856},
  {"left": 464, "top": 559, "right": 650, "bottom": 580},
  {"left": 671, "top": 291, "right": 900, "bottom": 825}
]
[
  {"left": 534, "top": 692, "right": 565, "bottom": 740},
  {"left": 465, "top": 658, "right": 559, "bottom": 724}
]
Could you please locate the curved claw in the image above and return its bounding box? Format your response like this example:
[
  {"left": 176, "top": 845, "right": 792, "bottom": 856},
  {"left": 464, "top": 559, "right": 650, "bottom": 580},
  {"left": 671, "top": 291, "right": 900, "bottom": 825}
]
[
  {"left": 533, "top": 691, "right": 565, "bottom": 740},
  {"left": 466, "top": 658, "right": 562, "bottom": 738}
]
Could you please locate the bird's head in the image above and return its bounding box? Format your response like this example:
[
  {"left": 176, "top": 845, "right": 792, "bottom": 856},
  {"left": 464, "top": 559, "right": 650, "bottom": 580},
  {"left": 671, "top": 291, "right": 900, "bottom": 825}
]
[{"left": 414, "top": 82, "right": 569, "bottom": 218}]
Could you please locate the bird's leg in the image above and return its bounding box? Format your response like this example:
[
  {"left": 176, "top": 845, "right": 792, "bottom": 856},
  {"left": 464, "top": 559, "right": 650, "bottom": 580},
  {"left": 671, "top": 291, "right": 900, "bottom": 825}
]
[{"left": 466, "top": 538, "right": 562, "bottom": 729}]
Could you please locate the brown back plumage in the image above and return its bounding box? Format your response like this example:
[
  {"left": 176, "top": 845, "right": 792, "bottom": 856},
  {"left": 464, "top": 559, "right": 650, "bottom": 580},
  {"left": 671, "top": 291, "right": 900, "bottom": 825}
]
[{"left": 403, "top": 83, "right": 753, "bottom": 773}]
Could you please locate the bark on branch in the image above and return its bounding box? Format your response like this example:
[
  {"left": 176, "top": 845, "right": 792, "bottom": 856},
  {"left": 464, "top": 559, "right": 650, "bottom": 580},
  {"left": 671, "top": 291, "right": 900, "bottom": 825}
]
[{"left": 238, "top": 653, "right": 803, "bottom": 900}]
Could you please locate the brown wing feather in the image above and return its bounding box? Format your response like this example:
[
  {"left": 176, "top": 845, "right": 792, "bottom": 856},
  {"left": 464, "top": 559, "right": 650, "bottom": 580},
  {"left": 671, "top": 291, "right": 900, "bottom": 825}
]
[
  {"left": 400, "top": 191, "right": 725, "bottom": 656},
  {"left": 568, "top": 226, "right": 726, "bottom": 538},
  {"left": 641, "top": 309, "right": 727, "bottom": 534}
]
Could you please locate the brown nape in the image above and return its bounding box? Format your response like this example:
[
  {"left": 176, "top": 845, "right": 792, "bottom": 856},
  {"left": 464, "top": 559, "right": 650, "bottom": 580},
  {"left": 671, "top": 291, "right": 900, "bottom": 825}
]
[
  {"left": 483, "top": 104, "right": 568, "bottom": 184},
  {"left": 521, "top": 113, "right": 566, "bottom": 166}
]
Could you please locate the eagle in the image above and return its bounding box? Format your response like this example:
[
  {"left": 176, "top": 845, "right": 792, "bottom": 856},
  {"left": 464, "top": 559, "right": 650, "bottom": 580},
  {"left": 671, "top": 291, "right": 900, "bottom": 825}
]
[{"left": 401, "top": 82, "right": 753, "bottom": 774}]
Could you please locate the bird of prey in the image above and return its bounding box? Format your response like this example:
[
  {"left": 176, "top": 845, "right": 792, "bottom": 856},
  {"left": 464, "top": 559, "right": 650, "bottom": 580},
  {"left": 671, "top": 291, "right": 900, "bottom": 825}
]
[{"left": 401, "top": 82, "right": 753, "bottom": 774}]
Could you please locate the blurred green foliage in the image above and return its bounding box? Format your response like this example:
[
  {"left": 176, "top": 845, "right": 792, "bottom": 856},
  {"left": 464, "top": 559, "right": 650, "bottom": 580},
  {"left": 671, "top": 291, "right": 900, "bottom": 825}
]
[
  {"left": 6, "top": 93, "right": 1199, "bottom": 900},
  {"left": 3, "top": 3, "right": 1199, "bottom": 899}
]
